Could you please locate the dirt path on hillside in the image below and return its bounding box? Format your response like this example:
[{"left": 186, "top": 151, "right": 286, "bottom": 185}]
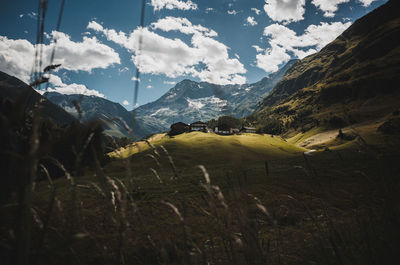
[
  {"left": 299, "top": 129, "right": 340, "bottom": 147},
  {"left": 298, "top": 120, "right": 382, "bottom": 148}
]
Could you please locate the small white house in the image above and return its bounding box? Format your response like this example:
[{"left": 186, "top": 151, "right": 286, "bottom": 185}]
[{"left": 241, "top": 126, "right": 257, "bottom": 133}]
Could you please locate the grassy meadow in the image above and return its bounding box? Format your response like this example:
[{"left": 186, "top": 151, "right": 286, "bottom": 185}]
[{"left": 2, "top": 120, "right": 399, "bottom": 265}]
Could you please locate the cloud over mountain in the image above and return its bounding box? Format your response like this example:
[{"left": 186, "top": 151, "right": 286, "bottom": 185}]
[
  {"left": 358, "top": 0, "right": 378, "bottom": 7},
  {"left": 46, "top": 74, "right": 105, "bottom": 97},
  {"left": 255, "top": 21, "right": 351, "bottom": 72},
  {"left": 88, "top": 17, "right": 247, "bottom": 85},
  {"left": 0, "top": 32, "right": 120, "bottom": 83},
  {"left": 312, "top": 0, "right": 350, "bottom": 17}
]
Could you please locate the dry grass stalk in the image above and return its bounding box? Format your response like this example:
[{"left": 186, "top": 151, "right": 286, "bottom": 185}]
[
  {"left": 160, "top": 145, "right": 178, "bottom": 179},
  {"left": 150, "top": 168, "right": 163, "bottom": 184}
]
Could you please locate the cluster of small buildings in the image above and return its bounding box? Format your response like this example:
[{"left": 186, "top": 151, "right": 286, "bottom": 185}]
[{"left": 169, "top": 121, "right": 256, "bottom": 136}]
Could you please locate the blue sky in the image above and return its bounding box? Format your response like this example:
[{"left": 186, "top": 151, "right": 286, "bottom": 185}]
[{"left": 0, "top": 0, "right": 387, "bottom": 109}]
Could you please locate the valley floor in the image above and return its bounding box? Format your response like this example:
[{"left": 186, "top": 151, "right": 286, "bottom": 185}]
[{"left": 2, "top": 121, "right": 400, "bottom": 265}]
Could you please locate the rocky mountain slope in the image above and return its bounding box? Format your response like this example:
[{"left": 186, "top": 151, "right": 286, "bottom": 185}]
[
  {"left": 43, "top": 92, "right": 160, "bottom": 139},
  {"left": 134, "top": 59, "right": 297, "bottom": 132},
  {"left": 254, "top": 0, "right": 400, "bottom": 132}
]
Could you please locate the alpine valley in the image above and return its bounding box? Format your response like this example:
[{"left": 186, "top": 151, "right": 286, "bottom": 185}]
[
  {"left": 2, "top": 1, "right": 400, "bottom": 265},
  {"left": 28, "top": 59, "right": 298, "bottom": 139},
  {"left": 2, "top": 0, "right": 399, "bottom": 140}
]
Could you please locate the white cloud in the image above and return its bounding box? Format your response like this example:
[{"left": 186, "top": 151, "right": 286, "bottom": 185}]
[
  {"left": 252, "top": 45, "right": 263, "bottom": 53},
  {"left": 264, "top": 0, "right": 305, "bottom": 24},
  {"left": 265, "top": 22, "right": 352, "bottom": 51},
  {"left": 46, "top": 74, "right": 105, "bottom": 97},
  {"left": 311, "top": 0, "right": 349, "bottom": 17},
  {"left": 151, "top": 16, "right": 217, "bottom": 37},
  {"left": 358, "top": 0, "right": 376, "bottom": 6},
  {"left": 50, "top": 31, "right": 120, "bottom": 72},
  {"left": 255, "top": 21, "right": 351, "bottom": 72},
  {"left": 118, "top": 67, "right": 129, "bottom": 73},
  {"left": 227, "top": 10, "right": 238, "bottom": 15},
  {"left": 89, "top": 18, "right": 246, "bottom": 85},
  {"left": 0, "top": 36, "right": 34, "bottom": 82},
  {"left": 245, "top": 16, "right": 258, "bottom": 26},
  {"left": 205, "top": 7, "right": 214, "bottom": 13},
  {"left": 87, "top": 21, "right": 104, "bottom": 31},
  {"left": 122, "top": 100, "right": 129, "bottom": 105},
  {"left": 147, "top": 85, "right": 152, "bottom": 89},
  {"left": 251, "top": 8, "right": 261, "bottom": 15},
  {"left": 256, "top": 44, "right": 291, "bottom": 72},
  {"left": 44, "top": 32, "right": 51, "bottom": 39},
  {"left": 164, "top": 80, "right": 176, "bottom": 85},
  {"left": 19, "top": 12, "right": 37, "bottom": 20},
  {"left": 28, "top": 12, "right": 37, "bottom": 19},
  {"left": 131, "top": 76, "right": 141, "bottom": 82},
  {"left": 150, "top": 0, "right": 198, "bottom": 11},
  {"left": 0, "top": 32, "right": 120, "bottom": 83}
]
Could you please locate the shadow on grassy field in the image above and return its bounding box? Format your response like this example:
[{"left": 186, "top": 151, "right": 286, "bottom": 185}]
[{"left": 2, "top": 120, "right": 399, "bottom": 265}]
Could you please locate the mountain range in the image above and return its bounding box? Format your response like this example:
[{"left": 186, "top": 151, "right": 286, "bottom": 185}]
[
  {"left": 42, "top": 92, "right": 155, "bottom": 138},
  {"left": 1, "top": 0, "right": 399, "bottom": 140},
  {"left": 38, "top": 59, "right": 297, "bottom": 138},
  {"left": 134, "top": 59, "right": 297, "bottom": 133}
]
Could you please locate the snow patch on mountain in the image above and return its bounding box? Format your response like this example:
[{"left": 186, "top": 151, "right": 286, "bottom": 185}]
[
  {"left": 166, "top": 92, "right": 177, "bottom": 99},
  {"left": 151, "top": 107, "right": 177, "bottom": 117},
  {"left": 186, "top": 98, "right": 205, "bottom": 109},
  {"left": 63, "top": 106, "right": 79, "bottom": 115},
  {"left": 245, "top": 86, "right": 254, "bottom": 92},
  {"left": 186, "top": 96, "right": 227, "bottom": 110}
]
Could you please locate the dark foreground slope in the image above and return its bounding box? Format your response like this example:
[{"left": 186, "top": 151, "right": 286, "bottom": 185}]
[
  {"left": 0, "top": 71, "right": 76, "bottom": 125},
  {"left": 2, "top": 128, "right": 400, "bottom": 265},
  {"left": 255, "top": 0, "right": 400, "bottom": 132}
]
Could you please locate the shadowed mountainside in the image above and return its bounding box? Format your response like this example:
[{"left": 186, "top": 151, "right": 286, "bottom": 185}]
[
  {"left": 255, "top": 0, "right": 400, "bottom": 132},
  {"left": 0, "top": 71, "right": 76, "bottom": 125},
  {"left": 43, "top": 92, "right": 160, "bottom": 139}
]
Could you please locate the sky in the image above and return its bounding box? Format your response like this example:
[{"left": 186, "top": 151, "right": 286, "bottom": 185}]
[{"left": 0, "top": 0, "right": 388, "bottom": 109}]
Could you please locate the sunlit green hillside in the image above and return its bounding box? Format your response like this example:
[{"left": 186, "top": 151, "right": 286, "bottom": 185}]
[{"left": 109, "top": 131, "right": 305, "bottom": 162}]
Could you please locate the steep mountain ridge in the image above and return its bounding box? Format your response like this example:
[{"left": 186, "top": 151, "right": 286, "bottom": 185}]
[
  {"left": 255, "top": 0, "right": 400, "bottom": 131},
  {"left": 135, "top": 59, "right": 298, "bottom": 132},
  {"left": 43, "top": 92, "right": 160, "bottom": 139}
]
